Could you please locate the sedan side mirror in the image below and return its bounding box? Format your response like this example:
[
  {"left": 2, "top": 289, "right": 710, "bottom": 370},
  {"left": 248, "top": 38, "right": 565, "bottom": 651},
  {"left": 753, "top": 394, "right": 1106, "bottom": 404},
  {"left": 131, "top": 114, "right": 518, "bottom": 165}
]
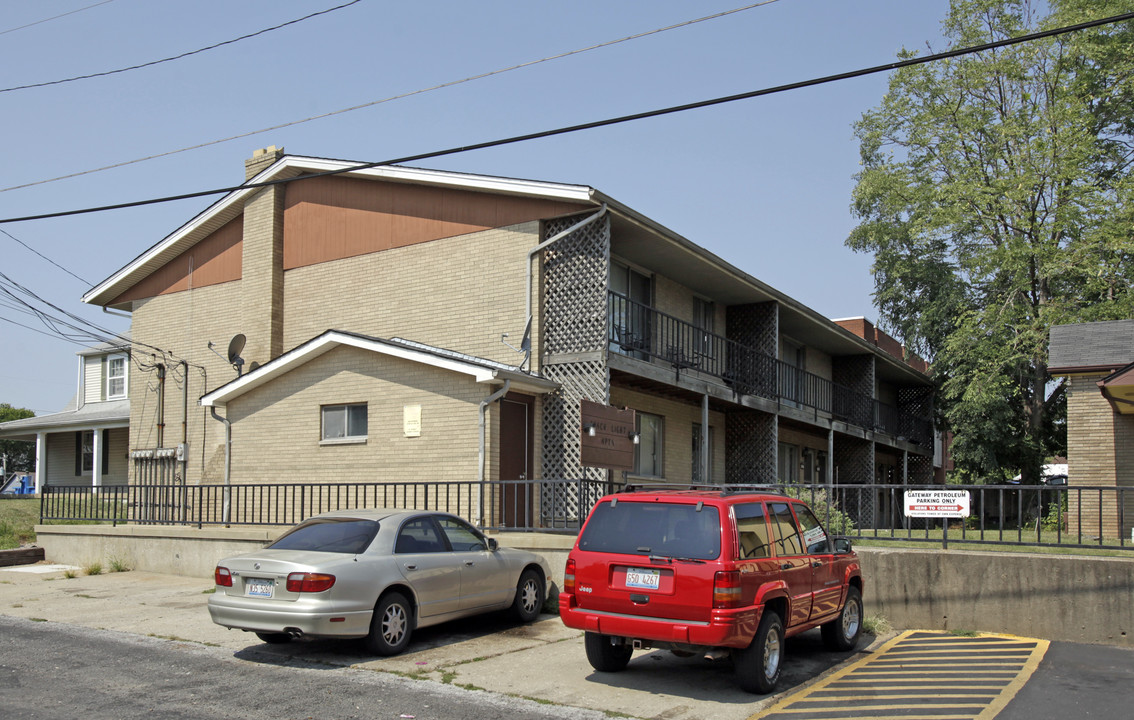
[{"left": 487, "top": 538, "right": 498, "bottom": 551}]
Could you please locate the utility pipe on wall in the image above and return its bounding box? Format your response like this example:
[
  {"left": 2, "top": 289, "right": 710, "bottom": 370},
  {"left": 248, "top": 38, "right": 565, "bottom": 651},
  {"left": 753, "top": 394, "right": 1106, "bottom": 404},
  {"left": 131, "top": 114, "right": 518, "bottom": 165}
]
[{"left": 478, "top": 379, "right": 511, "bottom": 526}]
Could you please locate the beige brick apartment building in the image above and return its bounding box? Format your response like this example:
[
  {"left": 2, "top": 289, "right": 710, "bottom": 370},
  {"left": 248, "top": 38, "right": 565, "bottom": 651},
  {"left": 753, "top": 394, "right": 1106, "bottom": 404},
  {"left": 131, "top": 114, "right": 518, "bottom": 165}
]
[{"left": 79, "top": 148, "right": 937, "bottom": 529}]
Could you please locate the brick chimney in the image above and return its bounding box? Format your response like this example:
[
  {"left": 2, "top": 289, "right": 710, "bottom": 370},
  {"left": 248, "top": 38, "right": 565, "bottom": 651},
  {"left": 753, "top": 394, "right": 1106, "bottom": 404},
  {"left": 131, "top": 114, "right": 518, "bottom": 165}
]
[{"left": 241, "top": 147, "right": 286, "bottom": 367}]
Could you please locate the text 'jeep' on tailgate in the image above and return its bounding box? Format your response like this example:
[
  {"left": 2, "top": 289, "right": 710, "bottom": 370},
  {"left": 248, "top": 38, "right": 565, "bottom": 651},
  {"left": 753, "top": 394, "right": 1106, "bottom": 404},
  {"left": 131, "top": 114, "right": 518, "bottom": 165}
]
[{"left": 559, "top": 486, "right": 863, "bottom": 693}]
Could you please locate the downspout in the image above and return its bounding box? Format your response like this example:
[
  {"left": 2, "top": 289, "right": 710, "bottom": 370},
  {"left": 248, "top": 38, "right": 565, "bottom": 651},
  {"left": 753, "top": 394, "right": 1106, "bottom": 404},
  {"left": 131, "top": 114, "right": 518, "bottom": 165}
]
[
  {"left": 525, "top": 204, "right": 608, "bottom": 325},
  {"left": 478, "top": 379, "right": 511, "bottom": 527},
  {"left": 209, "top": 407, "right": 232, "bottom": 526}
]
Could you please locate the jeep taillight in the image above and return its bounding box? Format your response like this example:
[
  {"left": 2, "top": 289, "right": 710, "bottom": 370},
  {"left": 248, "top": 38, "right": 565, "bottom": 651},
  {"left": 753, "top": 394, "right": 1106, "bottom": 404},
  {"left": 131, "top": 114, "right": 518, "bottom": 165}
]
[
  {"left": 286, "top": 572, "right": 336, "bottom": 593},
  {"left": 564, "top": 558, "right": 576, "bottom": 593},
  {"left": 214, "top": 566, "right": 233, "bottom": 587},
  {"left": 713, "top": 570, "right": 742, "bottom": 608}
]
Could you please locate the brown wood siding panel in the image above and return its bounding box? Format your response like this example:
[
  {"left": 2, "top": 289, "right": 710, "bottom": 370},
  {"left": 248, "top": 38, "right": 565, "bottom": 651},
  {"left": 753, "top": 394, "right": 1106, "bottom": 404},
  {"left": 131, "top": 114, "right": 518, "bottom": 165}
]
[
  {"left": 111, "top": 217, "right": 243, "bottom": 304},
  {"left": 282, "top": 175, "right": 587, "bottom": 269}
]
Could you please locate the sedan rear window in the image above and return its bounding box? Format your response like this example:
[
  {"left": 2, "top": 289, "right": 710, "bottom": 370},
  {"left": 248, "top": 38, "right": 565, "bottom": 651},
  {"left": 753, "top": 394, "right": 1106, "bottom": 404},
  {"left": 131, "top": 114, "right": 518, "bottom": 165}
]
[
  {"left": 269, "top": 519, "right": 380, "bottom": 554},
  {"left": 578, "top": 501, "right": 720, "bottom": 559}
]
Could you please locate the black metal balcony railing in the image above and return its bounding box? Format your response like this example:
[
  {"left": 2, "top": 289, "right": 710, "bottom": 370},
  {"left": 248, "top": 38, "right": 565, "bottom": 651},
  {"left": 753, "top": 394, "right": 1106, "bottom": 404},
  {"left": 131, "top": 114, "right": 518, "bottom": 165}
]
[{"left": 608, "top": 292, "right": 933, "bottom": 445}]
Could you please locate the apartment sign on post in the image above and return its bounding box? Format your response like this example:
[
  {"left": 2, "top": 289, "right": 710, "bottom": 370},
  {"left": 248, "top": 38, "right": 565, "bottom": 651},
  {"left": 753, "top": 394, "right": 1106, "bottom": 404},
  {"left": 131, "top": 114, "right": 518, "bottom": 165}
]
[
  {"left": 580, "top": 400, "right": 636, "bottom": 472},
  {"left": 904, "top": 490, "right": 970, "bottom": 518}
]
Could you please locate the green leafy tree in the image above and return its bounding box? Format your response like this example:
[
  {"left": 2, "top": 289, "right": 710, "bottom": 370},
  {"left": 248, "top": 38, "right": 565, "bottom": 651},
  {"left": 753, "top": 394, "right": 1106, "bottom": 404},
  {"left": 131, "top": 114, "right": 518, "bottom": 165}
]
[
  {"left": 848, "top": 0, "right": 1134, "bottom": 483},
  {"left": 0, "top": 403, "right": 35, "bottom": 474}
]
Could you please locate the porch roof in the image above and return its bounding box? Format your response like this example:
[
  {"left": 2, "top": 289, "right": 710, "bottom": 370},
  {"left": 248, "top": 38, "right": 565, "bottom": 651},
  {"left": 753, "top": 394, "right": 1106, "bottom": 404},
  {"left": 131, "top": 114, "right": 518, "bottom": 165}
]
[{"left": 0, "top": 398, "right": 130, "bottom": 442}]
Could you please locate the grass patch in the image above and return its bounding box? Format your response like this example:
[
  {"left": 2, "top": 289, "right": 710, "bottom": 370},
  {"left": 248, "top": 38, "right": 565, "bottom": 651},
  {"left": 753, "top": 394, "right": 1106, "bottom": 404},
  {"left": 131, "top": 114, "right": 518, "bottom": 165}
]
[
  {"left": 852, "top": 531, "right": 1133, "bottom": 558},
  {"left": 862, "top": 614, "right": 891, "bottom": 635},
  {"left": 108, "top": 557, "right": 131, "bottom": 573},
  {"left": 949, "top": 629, "right": 980, "bottom": 637},
  {"left": 84, "top": 562, "right": 103, "bottom": 576},
  {"left": 0, "top": 498, "right": 39, "bottom": 550},
  {"left": 63, "top": 569, "right": 77, "bottom": 579}
]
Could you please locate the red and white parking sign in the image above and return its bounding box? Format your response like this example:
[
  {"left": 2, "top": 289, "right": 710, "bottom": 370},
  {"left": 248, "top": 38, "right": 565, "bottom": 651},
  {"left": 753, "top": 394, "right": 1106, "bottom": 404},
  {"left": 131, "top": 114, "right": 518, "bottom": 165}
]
[{"left": 904, "top": 490, "right": 970, "bottom": 518}]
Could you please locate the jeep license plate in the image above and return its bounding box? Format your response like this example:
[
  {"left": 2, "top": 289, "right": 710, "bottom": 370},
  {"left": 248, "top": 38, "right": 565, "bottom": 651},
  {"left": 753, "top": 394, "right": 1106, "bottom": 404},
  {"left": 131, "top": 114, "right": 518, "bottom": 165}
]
[{"left": 625, "top": 568, "right": 660, "bottom": 590}]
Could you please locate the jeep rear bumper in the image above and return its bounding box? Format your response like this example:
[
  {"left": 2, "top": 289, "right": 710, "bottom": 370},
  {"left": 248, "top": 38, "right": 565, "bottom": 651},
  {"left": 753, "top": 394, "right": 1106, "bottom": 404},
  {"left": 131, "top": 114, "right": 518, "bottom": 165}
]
[{"left": 559, "top": 593, "right": 761, "bottom": 648}]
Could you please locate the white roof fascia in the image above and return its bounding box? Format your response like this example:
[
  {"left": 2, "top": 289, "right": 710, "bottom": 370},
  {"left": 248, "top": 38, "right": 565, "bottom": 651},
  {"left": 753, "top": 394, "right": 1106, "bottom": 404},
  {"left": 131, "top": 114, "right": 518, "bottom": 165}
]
[{"left": 200, "top": 331, "right": 555, "bottom": 407}]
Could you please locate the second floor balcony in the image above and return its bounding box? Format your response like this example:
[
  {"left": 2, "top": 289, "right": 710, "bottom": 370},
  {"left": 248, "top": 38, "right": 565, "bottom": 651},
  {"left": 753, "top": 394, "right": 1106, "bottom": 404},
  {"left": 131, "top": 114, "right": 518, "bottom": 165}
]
[{"left": 607, "top": 292, "right": 933, "bottom": 446}]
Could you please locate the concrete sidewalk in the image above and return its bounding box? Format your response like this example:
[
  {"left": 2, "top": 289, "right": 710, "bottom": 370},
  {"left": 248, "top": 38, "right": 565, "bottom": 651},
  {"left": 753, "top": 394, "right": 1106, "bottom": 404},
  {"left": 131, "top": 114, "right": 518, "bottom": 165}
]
[{"left": 0, "top": 563, "right": 878, "bottom": 720}]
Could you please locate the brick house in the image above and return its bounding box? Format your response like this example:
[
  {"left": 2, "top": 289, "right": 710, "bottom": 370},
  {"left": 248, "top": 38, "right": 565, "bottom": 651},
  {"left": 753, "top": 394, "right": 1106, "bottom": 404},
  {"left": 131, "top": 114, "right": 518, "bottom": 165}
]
[
  {"left": 1049, "top": 320, "right": 1134, "bottom": 539},
  {"left": 0, "top": 339, "right": 131, "bottom": 491},
  {"left": 79, "top": 148, "right": 937, "bottom": 528}
]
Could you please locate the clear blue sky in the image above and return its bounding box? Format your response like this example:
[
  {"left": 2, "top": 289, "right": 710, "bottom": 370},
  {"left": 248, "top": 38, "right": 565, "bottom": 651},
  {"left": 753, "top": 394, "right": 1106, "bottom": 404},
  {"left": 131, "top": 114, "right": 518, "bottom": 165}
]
[{"left": 0, "top": 0, "right": 950, "bottom": 415}]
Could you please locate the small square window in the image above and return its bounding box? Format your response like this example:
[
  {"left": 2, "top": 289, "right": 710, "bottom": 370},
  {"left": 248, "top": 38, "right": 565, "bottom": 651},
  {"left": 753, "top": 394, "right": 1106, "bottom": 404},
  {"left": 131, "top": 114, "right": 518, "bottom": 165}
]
[{"left": 322, "top": 403, "right": 368, "bottom": 442}]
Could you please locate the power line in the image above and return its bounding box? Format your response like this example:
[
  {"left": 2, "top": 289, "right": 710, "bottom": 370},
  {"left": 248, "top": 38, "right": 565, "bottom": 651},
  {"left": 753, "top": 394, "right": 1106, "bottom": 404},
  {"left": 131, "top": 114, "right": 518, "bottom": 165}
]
[
  {"left": 0, "top": 0, "right": 363, "bottom": 93},
  {"left": 4, "top": 9, "right": 1132, "bottom": 227},
  {"left": 0, "top": 0, "right": 116, "bottom": 37},
  {"left": 0, "top": 1, "right": 781, "bottom": 193},
  {"left": 0, "top": 228, "right": 92, "bottom": 286}
]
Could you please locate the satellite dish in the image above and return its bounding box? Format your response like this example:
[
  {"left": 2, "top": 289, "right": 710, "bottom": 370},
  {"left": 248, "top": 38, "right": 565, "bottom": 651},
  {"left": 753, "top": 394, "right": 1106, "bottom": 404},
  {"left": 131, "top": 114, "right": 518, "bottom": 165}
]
[
  {"left": 227, "top": 334, "right": 247, "bottom": 376},
  {"left": 519, "top": 316, "right": 532, "bottom": 353},
  {"left": 226, "top": 334, "right": 246, "bottom": 364}
]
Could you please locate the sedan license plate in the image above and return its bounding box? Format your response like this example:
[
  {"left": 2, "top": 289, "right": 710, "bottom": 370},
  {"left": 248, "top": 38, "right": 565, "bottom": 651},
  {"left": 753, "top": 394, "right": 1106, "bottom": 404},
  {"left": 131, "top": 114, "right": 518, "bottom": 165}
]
[
  {"left": 246, "top": 578, "right": 274, "bottom": 598},
  {"left": 625, "top": 567, "right": 660, "bottom": 590}
]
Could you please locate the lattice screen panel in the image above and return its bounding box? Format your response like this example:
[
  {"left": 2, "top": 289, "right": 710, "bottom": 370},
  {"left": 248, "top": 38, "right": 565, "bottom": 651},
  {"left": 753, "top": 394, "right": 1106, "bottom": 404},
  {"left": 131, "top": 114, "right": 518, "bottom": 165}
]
[
  {"left": 538, "top": 214, "right": 611, "bottom": 525},
  {"left": 542, "top": 215, "right": 610, "bottom": 355},
  {"left": 906, "top": 452, "right": 934, "bottom": 485},
  {"left": 725, "top": 409, "right": 777, "bottom": 484}
]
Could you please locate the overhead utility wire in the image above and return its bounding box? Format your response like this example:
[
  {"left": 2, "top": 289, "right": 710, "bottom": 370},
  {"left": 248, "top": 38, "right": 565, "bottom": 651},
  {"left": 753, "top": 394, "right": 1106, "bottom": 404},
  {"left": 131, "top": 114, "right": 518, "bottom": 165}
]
[
  {"left": 0, "top": 0, "right": 363, "bottom": 93},
  {"left": 0, "top": 1, "right": 780, "bottom": 193},
  {"left": 0, "top": 228, "right": 91, "bottom": 286},
  {"left": 3, "top": 9, "right": 1133, "bottom": 227},
  {"left": 0, "top": 0, "right": 116, "bottom": 37}
]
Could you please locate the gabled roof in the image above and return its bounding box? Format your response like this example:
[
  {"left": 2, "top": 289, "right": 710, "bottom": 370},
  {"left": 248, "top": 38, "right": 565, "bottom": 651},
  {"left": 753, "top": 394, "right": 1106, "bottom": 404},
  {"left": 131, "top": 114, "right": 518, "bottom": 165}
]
[
  {"left": 1049, "top": 320, "right": 1134, "bottom": 374},
  {"left": 1099, "top": 360, "right": 1134, "bottom": 415},
  {"left": 199, "top": 330, "right": 558, "bottom": 408},
  {"left": 81, "top": 156, "right": 599, "bottom": 309}
]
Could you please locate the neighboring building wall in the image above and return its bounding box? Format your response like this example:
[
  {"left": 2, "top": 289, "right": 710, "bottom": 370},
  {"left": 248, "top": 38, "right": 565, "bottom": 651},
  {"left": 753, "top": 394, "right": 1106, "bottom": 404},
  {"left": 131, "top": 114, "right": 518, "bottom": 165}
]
[
  {"left": 1066, "top": 374, "right": 1134, "bottom": 539},
  {"left": 226, "top": 345, "right": 488, "bottom": 482},
  {"left": 42, "top": 428, "right": 129, "bottom": 486}
]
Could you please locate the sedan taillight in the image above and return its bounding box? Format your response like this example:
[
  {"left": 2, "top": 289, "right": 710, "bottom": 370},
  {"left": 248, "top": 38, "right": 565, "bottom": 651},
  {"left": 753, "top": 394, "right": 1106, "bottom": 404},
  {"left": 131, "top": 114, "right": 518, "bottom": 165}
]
[
  {"left": 713, "top": 570, "right": 742, "bottom": 609},
  {"left": 214, "top": 566, "right": 233, "bottom": 587},
  {"left": 286, "top": 572, "right": 336, "bottom": 593},
  {"left": 564, "top": 558, "right": 576, "bottom": 594}
]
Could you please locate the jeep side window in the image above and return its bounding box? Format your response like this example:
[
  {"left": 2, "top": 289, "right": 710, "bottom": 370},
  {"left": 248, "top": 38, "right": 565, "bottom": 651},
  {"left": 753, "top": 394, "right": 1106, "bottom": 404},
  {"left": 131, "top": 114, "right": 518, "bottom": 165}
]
[
  {"left": 734, "top": 502, "right": 771, "bottom": 559},
  {"left": 792, "top": 504, "right": 830, "bottom": 554},
  {"left": 769, "top": 502, "right": 804, "bottom": 556}
]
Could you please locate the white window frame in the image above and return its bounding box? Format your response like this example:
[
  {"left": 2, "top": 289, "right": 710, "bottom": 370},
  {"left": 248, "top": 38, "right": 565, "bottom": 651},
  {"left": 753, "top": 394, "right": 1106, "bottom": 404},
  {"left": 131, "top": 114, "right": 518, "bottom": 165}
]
[
  {"left": 321, "top": 403, "right": 368, "bottom": 444},
  {"left": 105, "top": 353, "right": 128, "bottom": 400}
]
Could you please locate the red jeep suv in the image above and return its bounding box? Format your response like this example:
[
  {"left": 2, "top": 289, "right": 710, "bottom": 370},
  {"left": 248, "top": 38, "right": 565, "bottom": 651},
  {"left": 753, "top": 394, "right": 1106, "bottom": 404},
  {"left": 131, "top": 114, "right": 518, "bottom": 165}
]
[{"left": 559, "top": 486, "right": 863, "bottom": 693}]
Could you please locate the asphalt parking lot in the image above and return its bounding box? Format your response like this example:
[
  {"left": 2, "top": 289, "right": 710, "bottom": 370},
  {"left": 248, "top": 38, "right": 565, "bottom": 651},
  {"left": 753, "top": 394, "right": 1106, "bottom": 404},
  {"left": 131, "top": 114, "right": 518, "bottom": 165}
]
[
  {"left": 4, "top": 563, "right": 1108, "bottom": 720},
  {"left": 0, "top": 564, "right": 874, "bottom": 720}
]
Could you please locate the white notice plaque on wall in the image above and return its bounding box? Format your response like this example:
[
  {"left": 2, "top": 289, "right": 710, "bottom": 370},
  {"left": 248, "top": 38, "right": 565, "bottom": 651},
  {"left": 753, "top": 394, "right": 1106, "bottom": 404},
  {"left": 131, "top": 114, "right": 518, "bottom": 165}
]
[{"left": 403, "top": 404, "right": 421, "bottom": 437}]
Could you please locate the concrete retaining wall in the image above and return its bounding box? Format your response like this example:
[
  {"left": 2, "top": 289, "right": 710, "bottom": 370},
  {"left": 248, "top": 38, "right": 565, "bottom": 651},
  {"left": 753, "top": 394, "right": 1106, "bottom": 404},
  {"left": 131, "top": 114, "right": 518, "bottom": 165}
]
[{"left": 35, "top": 526, "right": 1133, "bottom": 647}]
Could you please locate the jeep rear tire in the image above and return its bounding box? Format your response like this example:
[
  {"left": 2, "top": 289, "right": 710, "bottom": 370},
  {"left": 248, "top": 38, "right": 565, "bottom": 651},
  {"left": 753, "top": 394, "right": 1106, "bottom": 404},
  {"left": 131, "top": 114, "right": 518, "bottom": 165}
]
[
  {"left": 821, "top": 586, "right": 862, "bottom": 651},
  {"left": 584, "top": 632, "right": 632, "bottom": 672},
  {"left": 734, "top": 610, "right": 783, "bottom": 694}
]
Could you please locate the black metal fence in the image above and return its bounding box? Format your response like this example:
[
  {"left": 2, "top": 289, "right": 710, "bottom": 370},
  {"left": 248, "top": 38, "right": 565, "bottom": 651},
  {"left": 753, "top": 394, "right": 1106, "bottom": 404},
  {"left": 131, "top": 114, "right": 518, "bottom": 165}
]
[
  {"left": 39, "top": 480, "right": 1133, "bottom": 552},
  {"left": 39, "top": 478, "right": 613, "bottom": 533}
]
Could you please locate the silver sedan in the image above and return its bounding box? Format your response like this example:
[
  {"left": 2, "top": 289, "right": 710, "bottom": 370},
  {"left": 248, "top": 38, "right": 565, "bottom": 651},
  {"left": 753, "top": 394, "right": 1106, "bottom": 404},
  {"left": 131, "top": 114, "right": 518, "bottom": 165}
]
[{"left": 207, "top": 508, "right": 551, "bottom": 654}]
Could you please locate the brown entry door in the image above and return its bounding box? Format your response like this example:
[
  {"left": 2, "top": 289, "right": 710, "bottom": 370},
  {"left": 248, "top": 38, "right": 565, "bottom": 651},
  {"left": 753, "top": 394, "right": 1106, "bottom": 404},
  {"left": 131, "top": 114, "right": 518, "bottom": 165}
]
[{"left": 499, "top": 396, "right": 533, "bottom": 528}]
